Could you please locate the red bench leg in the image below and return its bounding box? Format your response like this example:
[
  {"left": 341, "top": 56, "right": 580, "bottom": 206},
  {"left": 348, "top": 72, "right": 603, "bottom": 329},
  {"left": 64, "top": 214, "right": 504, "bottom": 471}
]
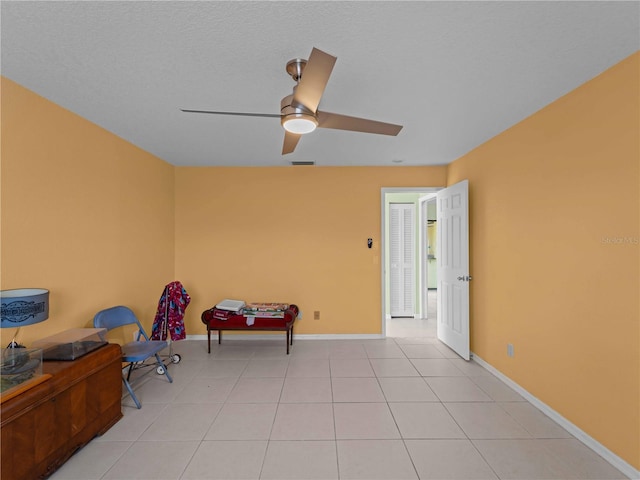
[
  {"left": 286, "top": 329, "right": 290, "bottom": 355},
  {"left": 207, "top": 326, "right": 211, "bottom": 354}
]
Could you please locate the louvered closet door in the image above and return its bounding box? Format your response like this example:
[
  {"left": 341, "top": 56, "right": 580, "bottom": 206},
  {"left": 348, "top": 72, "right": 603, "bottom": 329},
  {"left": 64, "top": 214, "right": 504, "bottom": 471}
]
[{"left": 390, "top": 203, "right": 416, "bottom": 317}]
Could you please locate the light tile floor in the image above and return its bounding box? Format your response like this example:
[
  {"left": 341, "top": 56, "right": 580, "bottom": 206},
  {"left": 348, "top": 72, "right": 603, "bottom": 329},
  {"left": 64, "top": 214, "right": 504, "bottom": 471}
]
[{"left": 50, "top": 327, "right": 628, "bottom": 479}]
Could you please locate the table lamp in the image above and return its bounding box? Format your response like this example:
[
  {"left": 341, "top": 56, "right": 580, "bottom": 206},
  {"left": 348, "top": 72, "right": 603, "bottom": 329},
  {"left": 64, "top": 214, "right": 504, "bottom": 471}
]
[{"left": 1, "top": 288, "right": 49, "bottom": 348}]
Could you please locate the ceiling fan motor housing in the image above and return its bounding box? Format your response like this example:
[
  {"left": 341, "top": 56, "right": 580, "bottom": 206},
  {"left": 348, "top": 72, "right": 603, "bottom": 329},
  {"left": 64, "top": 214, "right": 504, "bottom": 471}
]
[{"left": 280, "top": 94, "right": 318, "bottom": 133}]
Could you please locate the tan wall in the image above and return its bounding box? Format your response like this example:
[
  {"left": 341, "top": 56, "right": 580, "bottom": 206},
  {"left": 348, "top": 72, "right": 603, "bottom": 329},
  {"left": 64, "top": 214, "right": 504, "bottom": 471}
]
[
  {"left": 174, "top": 166, "right": 446, "bottom": 336},
  {"left": 447, "top": 52, "right": 639, "bottom": 469},
  {"left": 1, "top": 77, "right": 175, "bottom": 345}
]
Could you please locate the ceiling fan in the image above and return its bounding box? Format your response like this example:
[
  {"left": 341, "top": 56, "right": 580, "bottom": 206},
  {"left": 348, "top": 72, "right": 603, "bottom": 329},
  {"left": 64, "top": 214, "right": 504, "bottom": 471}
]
[{"left": 181, "top": 47, "right": 403, "bottom": 155}]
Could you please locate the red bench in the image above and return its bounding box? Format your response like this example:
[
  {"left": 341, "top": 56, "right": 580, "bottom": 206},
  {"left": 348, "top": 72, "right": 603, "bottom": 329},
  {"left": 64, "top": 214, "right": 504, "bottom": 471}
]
[{"left": 201, "top": 304, "right": 299, "bottom": 354}]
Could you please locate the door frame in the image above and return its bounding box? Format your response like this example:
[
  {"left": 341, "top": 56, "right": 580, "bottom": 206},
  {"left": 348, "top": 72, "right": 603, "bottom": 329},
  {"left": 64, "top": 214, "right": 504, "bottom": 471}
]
[{"left": 381, "top": 187, "right": 443, "bottom": 336}]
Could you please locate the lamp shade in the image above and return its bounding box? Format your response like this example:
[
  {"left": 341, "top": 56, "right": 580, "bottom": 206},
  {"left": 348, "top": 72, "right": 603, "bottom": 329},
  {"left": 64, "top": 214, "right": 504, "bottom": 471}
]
[{"left": 0, "top": 289, "right": 49, "bottom": 328}]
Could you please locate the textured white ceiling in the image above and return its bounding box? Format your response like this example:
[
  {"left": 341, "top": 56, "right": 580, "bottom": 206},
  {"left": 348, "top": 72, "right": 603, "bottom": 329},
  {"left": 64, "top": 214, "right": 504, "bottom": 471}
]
[{"left": 2, "top": 1, "right": 638, "bottom": 167}]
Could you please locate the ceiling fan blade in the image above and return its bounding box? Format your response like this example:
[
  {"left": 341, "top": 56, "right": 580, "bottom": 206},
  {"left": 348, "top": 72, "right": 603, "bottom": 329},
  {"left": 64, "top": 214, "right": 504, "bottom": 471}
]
[
  {"left": 282, "top": 131, "right": 302, "bottom": 155},
  {"left": 292, "top": 48, "right": 337, "bottom": 112},
  {"left": 317, "top": 111, "right": 403, "bottom": 136},
  {"left": 180, "top": 109, "right": 281, "bottom": 118}
]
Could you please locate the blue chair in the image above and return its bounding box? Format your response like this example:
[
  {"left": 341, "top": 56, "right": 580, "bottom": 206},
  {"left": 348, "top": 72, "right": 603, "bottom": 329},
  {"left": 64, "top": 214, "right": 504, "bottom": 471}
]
[{"left": 93, "top": 306, "right": 172, "bottom": 409}]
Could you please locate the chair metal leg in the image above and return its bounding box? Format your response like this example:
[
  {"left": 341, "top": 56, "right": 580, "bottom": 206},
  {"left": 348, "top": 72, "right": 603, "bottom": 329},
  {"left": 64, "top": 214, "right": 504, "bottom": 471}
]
[
  {"left": 126, "top": 363, "right": 134, "bottom": 381},
  {"left": 122, "top": 377, "right": 142, "bottom": 409},
  {"left": 155, "top": 353, "right": 173, "bottom": 383}
]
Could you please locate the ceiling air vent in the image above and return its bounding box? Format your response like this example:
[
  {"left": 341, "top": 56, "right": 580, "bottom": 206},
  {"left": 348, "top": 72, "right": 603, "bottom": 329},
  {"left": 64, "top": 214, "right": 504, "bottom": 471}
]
[{"left": 291, "top": 161, "right": 315, "bottom": 166}]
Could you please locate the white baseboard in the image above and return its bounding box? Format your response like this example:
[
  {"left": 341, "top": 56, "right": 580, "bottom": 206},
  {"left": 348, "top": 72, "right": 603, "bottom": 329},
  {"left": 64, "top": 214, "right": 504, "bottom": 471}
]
[
  {"left": 294, "top": 334, "right": 385, "bottom": 340},
  {"left": 185, "top": 333, "right": 385, "bottom": 341},
  {"left": 471, "top": 353, "right": 640, "bottom": 480}
]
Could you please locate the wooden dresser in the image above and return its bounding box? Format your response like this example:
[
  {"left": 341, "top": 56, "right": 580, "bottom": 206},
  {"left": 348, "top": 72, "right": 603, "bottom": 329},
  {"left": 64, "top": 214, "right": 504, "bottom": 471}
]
[{"left": 1, "top": 343, "right": 123, "bottom": 480}]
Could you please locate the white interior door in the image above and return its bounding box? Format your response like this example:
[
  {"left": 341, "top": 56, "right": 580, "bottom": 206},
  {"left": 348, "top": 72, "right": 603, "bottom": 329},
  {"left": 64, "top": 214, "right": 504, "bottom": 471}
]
[
  {"left": 437, "top": 180, "right": 470, "bottom": 360},
  {"left": 390, "top": 203, "right": 415, "bottom": 317}
]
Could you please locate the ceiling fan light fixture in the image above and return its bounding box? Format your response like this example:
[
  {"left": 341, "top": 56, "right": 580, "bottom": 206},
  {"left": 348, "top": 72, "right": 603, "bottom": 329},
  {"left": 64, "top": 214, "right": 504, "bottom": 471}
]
[{"left": 282, "top": 113, "right": 318, "bottom": 134}]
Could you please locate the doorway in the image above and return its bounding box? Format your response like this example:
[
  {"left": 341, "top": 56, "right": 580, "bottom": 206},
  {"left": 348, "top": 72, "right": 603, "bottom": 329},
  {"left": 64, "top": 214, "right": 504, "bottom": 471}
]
[{"left": 381, "top": 187, "right": 442, "bottom": 337}]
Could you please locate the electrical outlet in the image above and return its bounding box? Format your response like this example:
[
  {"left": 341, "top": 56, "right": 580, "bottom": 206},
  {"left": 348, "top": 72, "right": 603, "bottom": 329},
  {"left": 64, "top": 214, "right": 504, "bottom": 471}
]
[
  {"left": 298, "top": 310, "right": 303, "bottom": 320},
  {"left": 507, "top": 343, "right": 514, "bottom": 357},
  {"left": 313, "top": 311, "right": 320, "bottom": 320}
]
